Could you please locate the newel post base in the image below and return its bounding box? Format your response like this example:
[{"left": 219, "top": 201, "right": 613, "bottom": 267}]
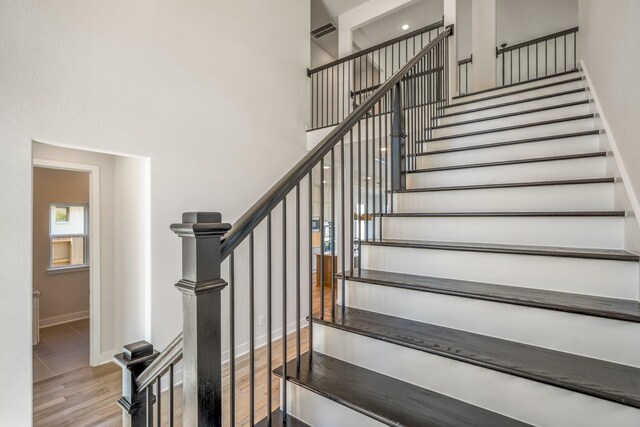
[
  {"left": 170, "top": 212, "right": 232, "bottom": 427},
  {"left": 114, "top": 341, "right": 159, "bottom": 427}
]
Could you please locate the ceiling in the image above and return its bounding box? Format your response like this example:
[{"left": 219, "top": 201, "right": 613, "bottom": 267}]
[{"left": 354, "top": 0, "right": 444, "bottom": 50}]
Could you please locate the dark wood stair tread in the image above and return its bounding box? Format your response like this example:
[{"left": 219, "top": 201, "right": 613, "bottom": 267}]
[
  {"left": 408, "top": 152, "right": 606, "bottom": 173},
  {"left": 417, "top": 130, "right": 600, "bottom": 156},
  {"left": 419, "top": 114, "right": 595, "bottom": 143},
  {"left": 396, "top": 177, "right": 615, "bottom": 192},
  {"left": 314, "top": 306, "right": 640, "bottom": 408},
  {"left": 381, "top": 211, "right": 625, "bottom": 217},
  {"left": 433, "top": 100, "right": 591, "bottom": 130},
  {"left": 339, "top": 269, "right": 640, "bottom": 322},
  {"left": 444, "top": 75, "right": 582, "bottom": 108},
  {"left": 255, "top": 409, "right": 310, "bottom": 427},
  {"left": 439, "top": 87, "right": 587, "bottom": 119},
  {"left": 360, "top": 239, "right": 639, "bottom": 261},
  {"left": 274, "top": 352, "right": 528, "bottom": 426}
]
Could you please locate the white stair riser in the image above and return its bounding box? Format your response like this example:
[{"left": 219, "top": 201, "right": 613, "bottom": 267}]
[
  {"left": 285, "top": 380, "right": 384, "bottom": 427},
  {"left": 314, "top": 324, "right": 640, "bottom": 427},
  {"left": 438, "top": 91, "right": 588, "bottom": 125},
  {"left": 425, "top": 118, "right": 597, "bottom": 151},
  {"left": 416, "top": 135, "right": 599, "bottom": 168},
  {"left": 432, "top": 103, "right": 593, "bottom": 138},
  {"left": 342, "top": 281, "right": 640, "bottom": 367},
  {"left": 360, "top": 245, "right": 638, "bottom": 299},
  {"left": 451, "top": 73, "right": 582, "bottom": 103},
  {"left": 408, "top": 156, "right": 606, "bottom": 188},
  {"left": 394, "top": 182, "right": 614, "bottom": 212},
  {"left": 381, "top": 216, "right": 624, "bottom": 248},
  {"left": 445, "top": 79, "right": 586, "bottom": 113}
]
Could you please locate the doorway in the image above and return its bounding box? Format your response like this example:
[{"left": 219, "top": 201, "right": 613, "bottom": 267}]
[{"left": 32, "top": 159, "right": 101, "bottom": 380}]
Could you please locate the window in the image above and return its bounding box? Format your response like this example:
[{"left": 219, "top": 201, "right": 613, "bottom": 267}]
[{"left": 49, "top": 204, "right": 88, "bottom": 270}]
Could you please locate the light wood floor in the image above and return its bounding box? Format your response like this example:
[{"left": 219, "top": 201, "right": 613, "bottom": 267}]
[{"left": 34, "top": 278, "right": 336, "bottom": 426}]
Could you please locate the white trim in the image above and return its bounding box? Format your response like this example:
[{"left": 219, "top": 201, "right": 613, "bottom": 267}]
[
  {"left": 580, "top": 60, "right": 640, "bottom": 233},
  {"left": 33, "top": 157, "right": 102, "bottom": 367},
  {"left": 39, "top": 310, "right": 89, "bottom": 328}
]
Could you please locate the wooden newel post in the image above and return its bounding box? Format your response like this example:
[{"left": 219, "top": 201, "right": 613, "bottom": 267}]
[
  {"left": 391, "top": 81, "right": 407, "bottom": 192},
  {"left": 114, "top": 340, "right": 160, "bottom": 427},
  {"left": 170, "top": 212, "right": 232, "bottom": 427}
]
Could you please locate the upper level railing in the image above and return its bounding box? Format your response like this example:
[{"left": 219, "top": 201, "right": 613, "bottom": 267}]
[
  {"left": 114, "top": 25, "right": 453, "bottom": 427},
  {"left": 307, "top": 19, "right": 444, "bottom": 131},
  {"left": 457, "top": 55, "right": 472, "bottom": 95},
  {"left": 496, "top": 26, "right": 578, "bottom": 87}
]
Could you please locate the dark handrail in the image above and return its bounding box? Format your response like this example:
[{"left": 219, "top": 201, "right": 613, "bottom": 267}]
[
  {"left": 307, "top": 19, "right": 444, "bottom": 75},
  {"left": 497, "top": 26, "right": 578, "bottom": 54},
  {"left": 135, "top": 24, "right": 453, "bottom": 392},
  {"left": 221, "top": 26, "right": 452, "bottom": 260},
  {"left": 458, "top": 55, "right": 472, "bottom": 65}
]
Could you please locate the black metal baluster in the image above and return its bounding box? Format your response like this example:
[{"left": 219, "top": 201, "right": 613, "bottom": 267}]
[
  {"left": 295, "top": 183, "right": 301, "bottom": 366},
  {"left": 573, "top": 32, "right": 576, "bottom": 69},
  {"left": 553, "top": 35, "right": 557, "bottom": 73},
  {"left": 320, "top": 70, "right": 324, "bottom": 128},
  {"left": 341, "top": 136, "right": 346, "bottom": 315},
  {"left": 281, "top": 198, "right": 288, "bottom": 420},
  {"left": 536, "top": 43, "right": 539, "bottom": 78},
  {"left": 146, "top": 386, "right": 152, "bottom": 427},
  {"left": 307, "top": 171, "right": 313, "bottom": 359},
  {"left": 527, "top": 45, "right": 530, "bottom": 81},
  {"left": 169, "top": 364, "right": 174, "bottom": 427},
  {"left": 349, "top": 130, "right": 354, "bottom": 276},
  {"left": 320, "top": 159, "right": 325, "bottom": 318},
  {"left": 249, "top": 231, "right": 255, "bottom": 426},
  {"left": 229, "top": 252, "right": 235, "bottom": 427},
  {"left": 545, "top": 40, "right": 548, "bottom": 76},
  {"left": 330, "top": 147, "right": 335, "bottom": 319},
  {"left": 564, "top": 34, "right": 567, "bottom": 71},
  {"left": 378, "top": 98, "right": 383, "bottom": 239},
  {"left": 156, "top": 377, "right": 161, "bottom": 426},
  {"left": 267, "top": 213, "right": 272, "bottom": 420}
]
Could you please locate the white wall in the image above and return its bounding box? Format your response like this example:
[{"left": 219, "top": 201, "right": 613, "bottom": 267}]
[
  {"left": 311, "top": 40, "right": 336, "bottom": 69},
  {"left": 0, "top": 0, "right": 310, "bottom": 423},
  {"left": 497, "top": 0, "right": 578, "bottom": 46},
  {"left": 579, "top": 0, "right": 640, "bottom": 250},
  {"left": 471, "top": 0, "right": 497, "bottom": 91}
]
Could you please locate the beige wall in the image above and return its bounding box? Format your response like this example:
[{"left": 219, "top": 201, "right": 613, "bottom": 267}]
[{"left": 33, "top": 168, "right": 90, "bottom": 323}]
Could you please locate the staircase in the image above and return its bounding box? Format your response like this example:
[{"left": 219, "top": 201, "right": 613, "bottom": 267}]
[
  {"left": 113, "top": 28, "right": 640, "bottom": 426},
  {"left": 277, "top": 70, "right": 640, "bottom": 426}
]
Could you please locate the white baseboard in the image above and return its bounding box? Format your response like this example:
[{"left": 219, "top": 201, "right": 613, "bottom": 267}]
[
  {"left": 95, "top": 350, "right": 117, "bottom": 367},
  {"left": 580, "top": 60, "right": 640, "bottom": 235},
  {"left": 39, "top": 310, "right": 89, "bottom": 328}
]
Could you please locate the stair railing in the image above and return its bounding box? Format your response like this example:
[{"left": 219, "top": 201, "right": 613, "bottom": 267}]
[
  {"left": 496, "top": 26, "right": 578, "bottom": 87},
  {"left": 114, "top": 25, "right": 453, "bottom": 427},
  {"left": 308, "top": 18, "right": 444, "bottom": 131},
  {"left": 458, "top": 55, "right": 472, "bottom": 95}
]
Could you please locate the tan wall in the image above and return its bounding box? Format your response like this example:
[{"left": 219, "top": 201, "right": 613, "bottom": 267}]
[{"left": 33, "top": 168, "right": 90, "bottom": 323}]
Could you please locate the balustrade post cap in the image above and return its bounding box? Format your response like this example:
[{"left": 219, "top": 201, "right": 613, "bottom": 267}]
[
  {"left": 113, "top": 340, "right": 160, "bottom": 368},
  {"left": 170, "top": 211, "right": 232, "bottom": 238}
]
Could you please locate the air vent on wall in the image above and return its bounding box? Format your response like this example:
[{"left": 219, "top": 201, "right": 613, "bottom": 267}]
[{"left": 311, "top": 22, "right": 337, "bottom": 39}]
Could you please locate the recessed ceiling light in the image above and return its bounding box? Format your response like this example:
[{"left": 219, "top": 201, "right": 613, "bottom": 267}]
[
  {"left": 401, "top": 24, "right": 410, "bottom": 30},
  {"left": 323, "top": 165, "right": 330, "bottom": 169}
]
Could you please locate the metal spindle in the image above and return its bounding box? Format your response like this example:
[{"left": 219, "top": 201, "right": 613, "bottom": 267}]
[
  {"left": 341, "top": 136, "right": 346, "bottom": 315},
  {"left": 156, "top": 377, "right": 161, "bottom": 426},
  {"left": 267, "top": 213, "right": 272, "bottom": 420},
  {"left": 229, "top": 252, "right": 235, "bottom": 427},
  {"left": 281, "top": 198, "right": 288, "bottom": 420},
  {"left": 295, "top": 183, "right": 301, "bottom": 366},
  {"left": 330, "top": 147, "right": 335, "bottom": 319},
  {"left": 320, "top": 159, "right": 325, "bottom": 318},
  {"left": 169, "top": 364, "right": 174, "bottom": 427},
  {"left": 307, "top": 171, "right": 313, "bottom": 359},
  {"left": 146, "top": 386, "right": 152, "bottom": 427},
  {"left": 249, "top": 231, "right": 255, "bottom": 426}
]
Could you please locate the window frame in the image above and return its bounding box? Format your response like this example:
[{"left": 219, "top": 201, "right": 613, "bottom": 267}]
[{"left": 48, "top": 202, "right": 90, "bottom": 272}]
